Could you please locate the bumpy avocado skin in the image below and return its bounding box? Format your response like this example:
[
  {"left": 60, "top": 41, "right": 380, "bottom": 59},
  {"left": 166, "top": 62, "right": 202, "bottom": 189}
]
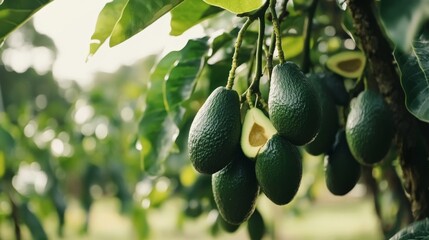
[
  {"left": 325, "top": 130, "right": 361, "bottom": 196},
  {"left": 188, "top": 87, "right": 241, "bottom": 174},
  {"left": 305, "top": 73, "right": 339, "bottom": 156},
  {"left": 320, "top": 72, "right": 349, "bottom": 106},
  {"left": 345, "top": 90, "right": 394, "bottom": 165},
  {"left": 269, "top": 62, "right": 321, "bottom": 146},
  {"left": 212, "top": 151, "right": 259, "bottom": 225},
  {"left": 256, "top": 134, "right": 302, "bottom": 205}
]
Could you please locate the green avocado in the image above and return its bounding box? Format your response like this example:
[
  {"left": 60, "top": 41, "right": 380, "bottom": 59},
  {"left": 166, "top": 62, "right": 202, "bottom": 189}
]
[
  {"left": 256, "top": 134, "right": 302, "bottom": 205},
  {"left": 212, "top": 151, "right": 259, "bottom": 225},
  {"left": 325, "top": 129, "right": 361, "bottom": 196},
  {"left": 188, "top": 87, "right": 241, "bottom": 174},
  {"left": 247, "top": 208, "right": 265, "bottom": 240},
  {"left": 218, "top": 215, "right": 240, "bottom": 233},
  {"left": 345, "top": 90, "right": 394, "bottom": 165},
  {"left": 269, "top": 62, "right": 321, "bottom": 146},
  {"left": 305, "top": 73, "right": 339, "bottom": 156},
  {"left": 320, "top": 72, "right": 349, "bottom": 106}
]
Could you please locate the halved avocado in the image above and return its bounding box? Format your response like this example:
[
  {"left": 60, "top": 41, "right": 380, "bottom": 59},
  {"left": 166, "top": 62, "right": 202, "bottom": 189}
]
[
  {"left": 326, "top": 51, "right": 366, "bottom": 79},
  {"left": 240, "top": 108, "right": 277, "bottom": 159}
]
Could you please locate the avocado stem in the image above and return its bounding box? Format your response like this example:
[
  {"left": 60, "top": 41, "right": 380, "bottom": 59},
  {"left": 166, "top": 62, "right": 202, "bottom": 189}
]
[
  {"left": 246, "top": 16, "right": 266, "bottom": 108},
  {"left": 302, "top": 0, "right": 319, "bottom": 73},
  {"left": 226, "top": 18, "right": 254, "bottom": 90},
  {"left": 270, "top": 0, "right": 285, "bottom": 64}
]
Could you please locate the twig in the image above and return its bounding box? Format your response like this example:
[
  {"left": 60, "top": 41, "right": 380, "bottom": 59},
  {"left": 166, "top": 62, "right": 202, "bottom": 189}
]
[{"left": 302, "top": 0, "right": 319, "bottom": 73}]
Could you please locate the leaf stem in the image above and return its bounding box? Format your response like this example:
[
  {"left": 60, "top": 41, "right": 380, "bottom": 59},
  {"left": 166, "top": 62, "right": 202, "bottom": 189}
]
[
  {"left": 270, "top": 0, "right": 285, "bottom": 64},
  {"left": 226, "top": 18, "right": 254, "bottom": 90},
  {"left": 302, "top": 0, "right": 319, "bottom": 73}
]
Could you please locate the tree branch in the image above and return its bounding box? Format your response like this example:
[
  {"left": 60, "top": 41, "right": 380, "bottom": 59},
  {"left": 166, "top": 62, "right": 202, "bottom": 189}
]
[{"left": 347, "top": 0, "right": 429, "bottom": 220}]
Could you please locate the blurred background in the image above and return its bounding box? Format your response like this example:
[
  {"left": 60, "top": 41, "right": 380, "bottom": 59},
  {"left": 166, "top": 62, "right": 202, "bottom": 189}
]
[{"left": 0, "top": 0, "right": 409, "bottom": 239}]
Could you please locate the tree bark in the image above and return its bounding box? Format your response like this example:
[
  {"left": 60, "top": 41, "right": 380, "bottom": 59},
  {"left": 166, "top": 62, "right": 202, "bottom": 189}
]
[{"left": 347, "top": 0, "right": 429, "bottom": 220}]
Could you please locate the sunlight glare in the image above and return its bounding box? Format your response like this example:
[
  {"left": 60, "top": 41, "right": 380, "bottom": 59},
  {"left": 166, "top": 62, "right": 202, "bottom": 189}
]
[{"left": 33, "top": 0, "right": 204, "bottom": 86}]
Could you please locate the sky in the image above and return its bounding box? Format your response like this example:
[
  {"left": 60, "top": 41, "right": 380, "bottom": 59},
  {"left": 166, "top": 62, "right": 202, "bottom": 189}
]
[{"left": 32, "top": 0, "right": 204, "bottom": 86}]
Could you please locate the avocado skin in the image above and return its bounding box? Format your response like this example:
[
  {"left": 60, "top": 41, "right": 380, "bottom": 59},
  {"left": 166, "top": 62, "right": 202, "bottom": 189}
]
[
  {"left": 188, "top": 87, "right": 241, "bottom": 174},
  {"left": 345, "top": 90, "right": 394, "bottom": 165},
  {"left": 256, "top": 134, "right": 302, "bottom": 205},
  {"left": 269, "top": 62, "right": 321, "bottom": 146},
  {"left": 325, "top": 130, "right": 361, "bottom": 196},
  {"left": 247, "top": 208, "right": 265, "bottom": 240},
  {"left": 212, "top": 151, "right": 259, "bottom": 225},
  {"left": 305, "top": 73, "right": 339, "bottom": 156},
  {"left": 320, "top": 72, "right": 349, "bottom": 106}
]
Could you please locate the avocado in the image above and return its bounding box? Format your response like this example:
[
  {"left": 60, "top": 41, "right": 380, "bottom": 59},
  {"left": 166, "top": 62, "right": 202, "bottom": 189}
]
[
  {"left": 218, "top": 215, "right": 240, "bottom": 233},
  {"left": 269, "top": 62, "right": 321, "bottom": 146},
  {"left": 345, "top": 90, "right": 394, "bottom": 165},
  {"left": 241, "top": 107, "right": 277, "bottom": 159},
  {"left": 188, "top": 87, "right": 241, "bottom": 174},
  {"left": 320, "top": 72, "right": 349, "bottom": 106},
  {"left": 326, "top": 51, "right": 366, "bottom": 79},
  {"left": 247, "top": 208, "right": 265, "bottom": 240},
  {"left": 256, "top": 134, "right": 302, "bottom": 205},
  {"left": 305, "top": 74, "right": 339, "bottom": 156},
  {"left": 325, "top": 129, "right": 361, "bottom": 196},
  {"left": 212, "top": 150, "right": 259, "bottom": 225}
]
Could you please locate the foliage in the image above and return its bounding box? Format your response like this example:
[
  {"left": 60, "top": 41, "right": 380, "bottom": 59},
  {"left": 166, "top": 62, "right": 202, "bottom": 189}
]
[
  {"left": 394, "top": 39, "right": 429, "bottom": 123},
  {"left": 0, "top": 0, "right": 429, "bottom": 239}
]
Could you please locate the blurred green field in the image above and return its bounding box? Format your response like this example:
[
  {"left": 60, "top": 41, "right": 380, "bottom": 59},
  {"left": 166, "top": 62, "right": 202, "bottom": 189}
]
[{"left": 2, "top": 193, "right": 383, "bottom": 240}]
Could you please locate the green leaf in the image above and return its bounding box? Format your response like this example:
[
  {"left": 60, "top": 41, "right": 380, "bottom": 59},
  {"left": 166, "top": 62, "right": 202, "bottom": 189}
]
[
  {"left": 380, "top": 0, "right": 429, "bottom": 52},
  {"left": 89, "top": 0, "right": 128, "bottom": 56},
  {"left": 394, "top": 40, "right": 429, "bottom": 123},
  {"left": 20, "top": 203, "right": 48, "bottom": 240},
  {"left": 282, "top": 35, "right": 304, "bottom": 59},
  {"left": 0, "top": 0, "right": 52, "bottom": 43},
  {"left": 170, "top": 0, "right": 222, "bottom": 36},
  {"left": 110, "top": 0, "right": 183, "bottom": 47},
  {"left": 139, "top": 51, "right": 182, "bottom": 174},
  {"left": 203, "top": 0, "right": 264, "bottom": 14},
  {"left": 390, "top": 218, "right": 429, "bottom": 240},
  {"left": 164, "top": 38, "right": 209, "bottom": 112}
]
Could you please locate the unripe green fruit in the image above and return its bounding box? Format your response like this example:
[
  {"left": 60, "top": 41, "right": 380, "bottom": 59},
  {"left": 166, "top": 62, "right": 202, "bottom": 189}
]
[
  {"left": 268, "top": 62, "right": 321, "bottom": 146},
  {"left": 188, "top": 87, "right": 241, "bottom": 174},
  {"left": 345, "top": 90, "right": 394, "bottom": 165}
]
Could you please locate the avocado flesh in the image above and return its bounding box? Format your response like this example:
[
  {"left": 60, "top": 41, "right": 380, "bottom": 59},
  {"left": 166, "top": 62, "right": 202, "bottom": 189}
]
[
  {"left": 241, "top": 108, "right": 277, "bottom": 159},
  {"left": 326, "top": 51, "right": 366, "bottom": 79},
  {"left": 188, "top": 87, "right": 241, "bottom": 174}
]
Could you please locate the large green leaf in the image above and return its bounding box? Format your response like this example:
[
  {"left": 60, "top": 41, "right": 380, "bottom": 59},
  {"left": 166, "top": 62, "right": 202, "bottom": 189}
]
[
  {"left": 89, "top": 0, "right": 128, "bottom": 55},
  {"left": 164, "top": 38, "right": 209, "bottom": 112},
  {"left": 139, "top": 51, "right": 182, "bottom": 174},
  {"left": 170, "top": 0, "right": 222, "bottom": 36},
  {"left": 0, "top": 0, "right": 52, "bottom": 43},
  {"left": 109, "top": 0, "right": 183, "bottom": 47},
  {"left": 203, "top": 0, "right": 264, "bottom": 14},
  {"left": 390, "top": 218, "right": 429, "bottom": 240},
  {"left": 380, "top": 0, "right": 429, "bottom": 52},
  {"left": 394, "top": 40, "right": 429, "bottom": 123}
]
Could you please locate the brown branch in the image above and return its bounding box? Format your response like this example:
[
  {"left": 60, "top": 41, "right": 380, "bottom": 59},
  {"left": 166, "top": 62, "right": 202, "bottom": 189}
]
[{"left": 347, "top": 0, "right": 429, "bottom": 220}]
